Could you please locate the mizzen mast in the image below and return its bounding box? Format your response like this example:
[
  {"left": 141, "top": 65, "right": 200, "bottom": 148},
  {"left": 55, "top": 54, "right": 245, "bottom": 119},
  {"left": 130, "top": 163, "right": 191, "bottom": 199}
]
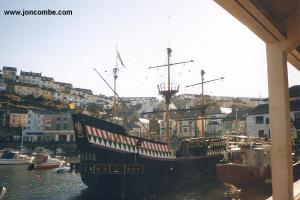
[{"left": 186, "top": 71, "right": 224, "bottom": 137}]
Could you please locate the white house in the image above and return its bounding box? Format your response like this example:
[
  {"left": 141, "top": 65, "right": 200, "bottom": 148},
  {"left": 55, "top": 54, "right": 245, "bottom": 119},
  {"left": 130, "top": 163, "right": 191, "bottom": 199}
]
[
  {"left": 25, "top": 109, "right": 45, "bottom": 142},
  {"left": 40, "top": 76, "right": 54, "bottom": 89},
  {"left": 247, "top": 85, "right": 300, "bottom": 139},
  {"left": 53, "top": 82, "right": 73, "bottom": 93},
  {"left": 222, "top": 108, "right": 250, "bottom": 135},
  {"left": 177, "top": 118, "right": 196, "bottom": 138},
  {"left": 205, "top": 107, "right": 232, "bottom": 136},
  {"left": 0, "top": 78, "right": 6, "bottom": 92},
  {"left": 19, "top": 71, "right": 41, "bottom": 86},
  {"left": 247, "top": 99, "right": 300, "bottom": 139},
  {"left": 2, "top": 66, "right": 17, "bottom": 81}
]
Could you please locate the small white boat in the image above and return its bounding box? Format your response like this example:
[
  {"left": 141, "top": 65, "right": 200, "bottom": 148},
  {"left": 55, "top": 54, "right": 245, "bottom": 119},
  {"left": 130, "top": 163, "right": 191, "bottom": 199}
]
[
  {"left": 28, "top": 147, "right": 64, "bottom": 170},
  {"left": 0, "top": 186, "right": 6, "bottom": 199},
  {"left": 52, "top": 165, "right": 71, "bottom": 174},
  {"left": 0, "top": 150, "right": 34, "bottom": 165}
]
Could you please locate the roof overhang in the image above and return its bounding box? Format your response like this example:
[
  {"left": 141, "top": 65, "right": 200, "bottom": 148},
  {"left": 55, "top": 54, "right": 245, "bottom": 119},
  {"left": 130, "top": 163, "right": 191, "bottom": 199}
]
[{"left": 214, "top": 0, "right": 300, "bottom": 70}]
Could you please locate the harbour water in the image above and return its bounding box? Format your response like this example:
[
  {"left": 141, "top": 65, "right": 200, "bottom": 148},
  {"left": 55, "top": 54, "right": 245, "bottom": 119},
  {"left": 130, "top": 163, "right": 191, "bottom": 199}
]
[{"left": 0, "top": 164, "right": 270, "bottom": 200}]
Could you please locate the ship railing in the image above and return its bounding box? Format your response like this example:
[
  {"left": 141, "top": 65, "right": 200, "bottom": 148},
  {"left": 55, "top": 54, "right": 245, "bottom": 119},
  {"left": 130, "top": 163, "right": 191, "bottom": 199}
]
[{"left": 70, "top": 163, "right": 143, "bottom": 175}]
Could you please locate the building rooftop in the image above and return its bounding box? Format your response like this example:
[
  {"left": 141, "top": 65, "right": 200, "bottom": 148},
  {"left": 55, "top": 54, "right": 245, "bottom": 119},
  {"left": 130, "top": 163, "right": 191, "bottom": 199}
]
[
  {"left": 206, "top": 106, "right": 232, "bottom": 115},
  {"left": 55, "top": 82, "right": 73, "bottom": 87},
  {"left": 138, "top": 118, "right": 149, "bottom": 124},
  {"left": 3, "top": 66, "right": 17, "bottom": 71},
  {"left": 72, "top": 88, "right": 93, "bottom": 95},
  {"left": 249, "top": 99, "right": 300, "bottom": 115},
  {"left": 20, "top": 71, "right": 41, "bottom": 77},
  {"left": 207, "top": 121, "right": 219, "bottom": 126},
  {"left": 41, "top": 76, "right": 54, "bottom": 81},
  {"left": 223, "top": 108, "right": 252, "bottom": 121},
  {"left": 289, "top": 85, "right": 300, "bottom": 98}
]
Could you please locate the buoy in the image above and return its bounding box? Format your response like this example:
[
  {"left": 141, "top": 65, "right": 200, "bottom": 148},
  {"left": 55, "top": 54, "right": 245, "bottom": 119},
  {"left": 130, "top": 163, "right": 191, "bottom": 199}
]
[{"left": 35, "top": 175, "right": 41, "bottom": 181}]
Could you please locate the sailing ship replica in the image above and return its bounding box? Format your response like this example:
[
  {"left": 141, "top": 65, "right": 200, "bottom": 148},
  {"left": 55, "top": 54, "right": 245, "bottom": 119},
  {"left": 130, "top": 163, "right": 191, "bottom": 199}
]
[{"left": 70, "top": 48, "right": 226, "bottom": 194}]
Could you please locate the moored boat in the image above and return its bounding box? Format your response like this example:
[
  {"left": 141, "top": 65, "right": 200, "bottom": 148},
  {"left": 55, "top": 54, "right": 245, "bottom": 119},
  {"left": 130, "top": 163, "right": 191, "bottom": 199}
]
[
  {"left": 70, "top": 47, "right": 226, "bottom": 194},
  {"left": 28, "top": 147, "right": 64, "bottom": 170},
  {"left": 52, "top": 165, "right": 71, "bottom": 174},
  {"left": 0, "top": 186, "right": 6, "bottom": 199},
  {"left": 0, "top": 149, "right": 34, "bottom": 165},
  {"left": 71, "top": 113, "right": 225, "bottom": 193},
  {"left": 216, "top": 136, "right": 300, "bottom": 186}
]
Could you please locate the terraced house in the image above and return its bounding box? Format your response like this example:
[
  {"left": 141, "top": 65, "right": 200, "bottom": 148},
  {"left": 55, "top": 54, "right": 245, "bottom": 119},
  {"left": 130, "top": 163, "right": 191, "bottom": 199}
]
[
  {"left": 9, "top": 111, "right": 27, "bottom": 128},
  {"left": 40, "top": 76, "right": 54, "bottom": 89},
  {"left": 19, "top": 71, "right": 41, "bottom": 86},
  {"left": 2, "top": 66, "right": 17, "bottom": 81},
  {"left": 14, "top": 83, "right": 53, "bottom": 100}
]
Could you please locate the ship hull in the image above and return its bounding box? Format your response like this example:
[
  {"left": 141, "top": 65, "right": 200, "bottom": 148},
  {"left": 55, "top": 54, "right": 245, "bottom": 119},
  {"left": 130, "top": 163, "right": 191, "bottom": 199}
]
[
  {"left": 216, "top": 163, "right": 268, "bottom": 186},
  {"left": 35, "top": 162, "right": 62, "bottom": 170},
  {"left": 0, "top": 158, "right": 33, "bottom": 165},
  {"left": 71, "top": 113, "right": 224, "bottom": 193},
  {"left": 216, "top": 161, "right": 300, "bottom": 187}
]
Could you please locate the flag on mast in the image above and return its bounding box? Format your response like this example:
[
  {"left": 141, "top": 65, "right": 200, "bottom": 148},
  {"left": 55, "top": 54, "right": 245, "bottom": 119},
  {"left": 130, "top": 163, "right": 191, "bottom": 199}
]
[{"left": 116, "top": 47, "right": 125, "bottom": 67}]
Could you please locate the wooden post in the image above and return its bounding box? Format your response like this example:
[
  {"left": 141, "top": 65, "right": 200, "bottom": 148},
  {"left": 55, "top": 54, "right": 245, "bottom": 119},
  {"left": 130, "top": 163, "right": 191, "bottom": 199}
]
[
  {"left": 266, "top": 7, "right": 299, "bottom": 200},
  {"left": 267, "top": 43, "right": 293, "bottom": 200}
]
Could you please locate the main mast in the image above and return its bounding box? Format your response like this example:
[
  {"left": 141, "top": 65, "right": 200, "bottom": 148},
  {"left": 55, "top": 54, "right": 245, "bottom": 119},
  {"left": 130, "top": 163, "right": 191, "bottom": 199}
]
[
  {"left": 149, "top": 48, "right": 193, "bottom": 145},
  {"left": 158, "top": 48, "right": 178, "bottom": 144}
]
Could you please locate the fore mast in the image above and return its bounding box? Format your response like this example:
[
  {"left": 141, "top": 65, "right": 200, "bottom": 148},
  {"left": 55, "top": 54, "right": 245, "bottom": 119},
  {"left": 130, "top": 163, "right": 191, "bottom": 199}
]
[
  {"left": 112, "top": 46, "right": 124, "bottom": 123},
  {"left": 112, "top": 67, "right": 119, "bottom": 123}
]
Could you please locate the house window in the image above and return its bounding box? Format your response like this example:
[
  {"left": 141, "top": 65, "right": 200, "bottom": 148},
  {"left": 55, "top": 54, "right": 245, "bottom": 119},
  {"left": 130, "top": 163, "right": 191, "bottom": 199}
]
[
  {"left": 297, "top": 131, "right": 300, "bottom": 140},
  {"left": 258, "top": 130, "right": 264, "bottom": 137},
  {"left": 59, "top": 135, "right": 67, "bottom": 142},
  {"left": 256, "top": 116, "right": 264, "bottom": 124},
  {"left": 183, "top": 127, "right": 188, "bottom": 133},
  {"left": 295, "top": 112, "right": 300, "bottom": 123},
  {"left": 266, "top": 118, "right": 269, "bottom": 124},
  {"left": 70, "top": 135, "right": 74, "bottom": 142}
]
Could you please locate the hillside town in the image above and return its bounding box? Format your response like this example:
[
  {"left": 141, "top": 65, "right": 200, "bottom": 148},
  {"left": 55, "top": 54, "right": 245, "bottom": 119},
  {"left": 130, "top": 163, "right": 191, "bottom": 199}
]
[{"left": 0, "top": 66, "right": 300, "bottom": 150}]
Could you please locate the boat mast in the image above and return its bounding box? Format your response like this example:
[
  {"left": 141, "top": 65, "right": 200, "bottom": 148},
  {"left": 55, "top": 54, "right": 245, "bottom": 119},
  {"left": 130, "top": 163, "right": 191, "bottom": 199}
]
[
  {"left": 200, "top": 70, "right": 205, "bottom": 137},
  {"left": 94, "top": 68, "right": 149, "bottom": 133},
  {"left": 21, "top": 127, "right": 24, "bottom": 151},
  {"left": 112, "top": 67, "right": 119, "bottom": 123},
  {"left": 149, "top": 49, "right": 193, "bottom": 145},
  {"left": 163, "top": 48, "right": 174, "bottom": 145},
  {"left": 186, "top": 72, "right": 224, "bottom": 137}
]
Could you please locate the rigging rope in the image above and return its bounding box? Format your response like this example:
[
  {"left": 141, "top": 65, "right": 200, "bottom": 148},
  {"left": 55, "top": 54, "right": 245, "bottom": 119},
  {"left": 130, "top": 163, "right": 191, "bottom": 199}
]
[{"left": 93, "top": 68, "right": 149, "bottom": 134}]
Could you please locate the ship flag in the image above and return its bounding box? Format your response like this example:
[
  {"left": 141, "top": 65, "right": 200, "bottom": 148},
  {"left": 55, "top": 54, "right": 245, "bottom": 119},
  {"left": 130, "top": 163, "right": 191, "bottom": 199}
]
[{"left": 116, "top": 47, "right": 125, "bottom": 67}]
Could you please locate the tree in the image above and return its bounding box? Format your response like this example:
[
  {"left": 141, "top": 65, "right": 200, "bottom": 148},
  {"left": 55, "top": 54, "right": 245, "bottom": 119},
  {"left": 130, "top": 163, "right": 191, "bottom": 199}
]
[{"left": 86, "top": 103, "right": 104, "bottom": 114}]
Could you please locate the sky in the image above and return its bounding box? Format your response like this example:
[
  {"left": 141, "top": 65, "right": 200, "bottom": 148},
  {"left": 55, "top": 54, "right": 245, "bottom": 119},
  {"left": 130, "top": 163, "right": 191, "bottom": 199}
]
[{"left": 0, "top": 0, "right": 299, "bottom": 99}]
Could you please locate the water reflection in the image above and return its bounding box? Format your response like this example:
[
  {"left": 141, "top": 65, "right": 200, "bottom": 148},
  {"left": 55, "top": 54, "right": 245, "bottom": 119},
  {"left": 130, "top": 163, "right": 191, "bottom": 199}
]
[
  {"left": 71, "top": 176, "right": 231, "bottom": 200},
  {"left": 0, "top": 165, "right": 270, "bottom": 200}
]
